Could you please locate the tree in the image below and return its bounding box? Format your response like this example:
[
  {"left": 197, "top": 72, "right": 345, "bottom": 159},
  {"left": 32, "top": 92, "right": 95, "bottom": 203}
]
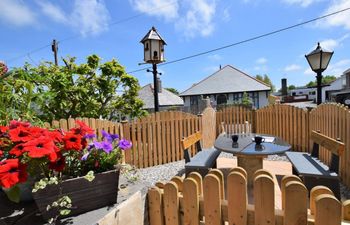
[
  {"left": 306, "top": 75, "right": 336, "bottom": 87},
  {"left": 165, "top": 87, "right": 179, "bottom": 95},
  {"left": 241, "top": 92, "right": 252, "bottom": 107},
  {"left": 288, "top": 85, "right": 296, "bottom": 90},
  {"left": 0, "top": 55, "right": 146, "bottom": 122},
  {"left": 255, "top": 74, "right": 276, "bottom": 92}
]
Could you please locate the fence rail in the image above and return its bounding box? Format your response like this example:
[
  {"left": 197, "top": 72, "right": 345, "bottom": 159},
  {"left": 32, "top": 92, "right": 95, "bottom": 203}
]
[{"left": 148, "top": 168, "right": 347, "bottom": 225}]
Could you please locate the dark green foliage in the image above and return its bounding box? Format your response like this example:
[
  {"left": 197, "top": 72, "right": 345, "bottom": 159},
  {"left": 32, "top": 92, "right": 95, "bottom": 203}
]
[{"left": 0, "top": 55, "right": 146, "bottom": 122}]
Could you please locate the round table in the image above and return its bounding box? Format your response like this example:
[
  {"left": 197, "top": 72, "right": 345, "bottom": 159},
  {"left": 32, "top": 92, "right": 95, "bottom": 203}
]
[{"left": 214, "top": 133, "right": 291, "bottom": 185}]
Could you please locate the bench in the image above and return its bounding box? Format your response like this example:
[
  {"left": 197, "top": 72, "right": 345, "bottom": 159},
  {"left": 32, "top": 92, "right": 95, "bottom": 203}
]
[
  {"left": 285, "top": 130, "right": 345, "bottom": 199},
  {"left": 181, "top": 131, "right": 221, "bottom": 177}
]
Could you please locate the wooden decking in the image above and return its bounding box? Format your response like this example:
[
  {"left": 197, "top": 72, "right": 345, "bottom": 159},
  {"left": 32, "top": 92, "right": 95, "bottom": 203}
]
[{"left": 216, "top": 157, "right": 293, "bottom": 209}]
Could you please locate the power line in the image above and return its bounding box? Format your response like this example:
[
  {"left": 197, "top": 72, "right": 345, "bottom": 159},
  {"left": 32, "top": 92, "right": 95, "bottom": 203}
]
[
  {"left": 127, "top": 7, "right": 350, "bottom": 74},
  {"left": 5, "top": 0, "right": 179, "bottom": 64}
]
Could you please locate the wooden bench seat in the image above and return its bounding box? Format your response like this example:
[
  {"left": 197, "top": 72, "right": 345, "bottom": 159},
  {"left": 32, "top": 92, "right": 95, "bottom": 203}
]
[
  {"left": 285, "top": 130, "right": 344, "bottom": 199},
  {"left": 181, "top": 132, "right": 221, "bottom": 177}
]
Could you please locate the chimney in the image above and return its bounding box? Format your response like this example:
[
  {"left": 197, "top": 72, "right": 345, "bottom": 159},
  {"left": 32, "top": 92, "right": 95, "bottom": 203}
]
[
  {"left": 281, "top": 78, "right": 288, "bottom": 96},
  {"left": 157, "top": 77, "right": 162, "bottom": 93}
]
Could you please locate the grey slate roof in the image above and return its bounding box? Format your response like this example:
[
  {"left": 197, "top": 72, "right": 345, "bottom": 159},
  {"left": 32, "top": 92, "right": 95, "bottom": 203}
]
[
  {"left": 180, "top": 65, "right": 271, "bottom": 96},
  {"left": 138, "top": 84, "right": 184, "bottom": 109},
  {"left": 140, "top": 26, "right": 167, "bottom": 44}
]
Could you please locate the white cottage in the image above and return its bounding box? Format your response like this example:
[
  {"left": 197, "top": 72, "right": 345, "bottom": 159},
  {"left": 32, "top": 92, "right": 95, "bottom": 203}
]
[{"left": 180, "top": 65, "right": 271, "bottom": 109}]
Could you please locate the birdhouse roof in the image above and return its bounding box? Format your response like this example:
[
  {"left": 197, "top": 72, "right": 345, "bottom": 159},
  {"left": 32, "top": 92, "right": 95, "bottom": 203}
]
[{"left": 140, "top": 27, "right": 167, "bottom": 44}]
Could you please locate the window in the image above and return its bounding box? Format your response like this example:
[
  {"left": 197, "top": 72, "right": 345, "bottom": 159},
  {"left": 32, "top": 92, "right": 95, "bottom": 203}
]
[
  {"left": 217, "top": 94, "right": 227, "bottom": 105},
  {"left": 190, "top": 96, "right": 199, "bottom": 106},
  {"left": 248, "top": 92, "right": 259, "bottom": 108},
  {"left": 232, "top": 93, "right": 242, "bottom": 103}
]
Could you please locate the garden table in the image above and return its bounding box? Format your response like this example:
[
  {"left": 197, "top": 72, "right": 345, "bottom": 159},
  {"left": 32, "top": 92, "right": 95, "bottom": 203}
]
[{"left": 214, "top": 133, "right": 291, "bottom": 186}]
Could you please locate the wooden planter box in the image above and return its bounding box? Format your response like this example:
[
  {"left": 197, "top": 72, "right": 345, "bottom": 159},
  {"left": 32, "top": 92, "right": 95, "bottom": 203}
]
[{"left": 32, "top": 169, "right": 120, "bottom": 220}]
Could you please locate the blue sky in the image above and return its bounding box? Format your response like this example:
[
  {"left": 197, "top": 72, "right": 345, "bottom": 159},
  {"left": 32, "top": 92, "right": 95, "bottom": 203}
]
[{"left": 1, "top": 0, "right": 350, "bottom": 92}]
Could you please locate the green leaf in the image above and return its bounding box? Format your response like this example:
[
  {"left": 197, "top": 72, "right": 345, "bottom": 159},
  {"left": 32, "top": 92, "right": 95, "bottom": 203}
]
[
  {"left": 4, "top": 185, "right": 20, "bottom": 203},
  {"left": 60, "top": 209, "right": 71, "bottom": 216}
]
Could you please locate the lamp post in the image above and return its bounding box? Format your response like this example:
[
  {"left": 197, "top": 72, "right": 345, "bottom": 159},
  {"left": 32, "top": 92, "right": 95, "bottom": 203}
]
[
  {"left": 305, "top": 42, "right": 333, "bottom": 105},
  {"left": 140, "top": 26, "right": 166, "bottom": 112}
]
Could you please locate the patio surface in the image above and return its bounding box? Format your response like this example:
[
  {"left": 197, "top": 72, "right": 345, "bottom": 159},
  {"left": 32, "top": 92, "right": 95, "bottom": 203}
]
[{"left": 216, "top": 157, "right": 293, "bottom": 209}]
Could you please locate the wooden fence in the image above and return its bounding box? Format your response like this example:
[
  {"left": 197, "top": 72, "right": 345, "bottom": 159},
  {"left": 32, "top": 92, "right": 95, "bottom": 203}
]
[
  {"left": 44, "top": 118, "right": 123, "bottom": 139},
  {"left": 148, "top": 168, "right": 348, "bottom": 225},
  {"left": 216, "top": 106, "right": 253, "bottom": 135},
  {"left": 122, "top": 111, "right": 203, "bottom": 168}
]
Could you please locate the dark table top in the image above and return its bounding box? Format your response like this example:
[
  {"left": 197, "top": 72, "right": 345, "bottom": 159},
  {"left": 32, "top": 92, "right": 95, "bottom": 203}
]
[{"left": 214, "top": 133, "right": 291, "bottom": 157}]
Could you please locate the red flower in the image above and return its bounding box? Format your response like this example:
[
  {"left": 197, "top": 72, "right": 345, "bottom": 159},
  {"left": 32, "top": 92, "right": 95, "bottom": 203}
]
[
  {"left": 0, "top": 150, "right": 3, "bottom": 157},
  {"left": 49, "top": 155, "right": 66, "bottom": 172},
  {"left": 63, "top": 132, "right": 82, "bottom": 151},
  {"left": 43, "top": 130, "right": 63, "bottom": 143},
  {"left": 9, "top": 120, "right": 30, "bottom": 129},
  {"left": 9, "top": 143, "right": 25, "bottom": 156},
  {"left": 0, "top": 126, "right": 8, "bottom": 135},
  {"left": 22, "top": 136, "right": 58, "bottom": 162},
  {"left": 70, "top": 120, "right": 94, "bottom": 136},
  {"left": 9, "top": 127, "right": 32, "bottom": 142},
  {"left": 0, "top": 159, "right": 27, "bottom": 188}
]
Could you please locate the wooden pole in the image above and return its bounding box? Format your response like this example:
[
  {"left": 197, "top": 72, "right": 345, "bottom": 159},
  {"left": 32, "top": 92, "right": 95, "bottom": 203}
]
[{"left": 52, "top": 39, "right": 58, "bottom": 66}]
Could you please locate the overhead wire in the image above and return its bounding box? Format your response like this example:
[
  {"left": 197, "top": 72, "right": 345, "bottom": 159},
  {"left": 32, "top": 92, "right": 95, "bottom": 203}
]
[
  {"left": 127, "top": 6, "right": 350, "bottom": 74},
  {"left": 5, "top": 0, "right": 180, "bottom": 64}
]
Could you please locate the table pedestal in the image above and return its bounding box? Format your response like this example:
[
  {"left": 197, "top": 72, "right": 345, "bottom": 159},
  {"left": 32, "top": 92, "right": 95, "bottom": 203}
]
[{"left": 237, "top": 156, "right": 264, "bottom": 186}]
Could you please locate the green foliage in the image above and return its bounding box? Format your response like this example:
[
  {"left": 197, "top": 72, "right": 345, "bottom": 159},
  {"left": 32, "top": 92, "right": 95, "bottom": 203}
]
[
  {"left": 288, "top": 85, "right": 296, "bottom": 90},
  {"left": 3, "top": 185, "right": 20, "bottom": 203},
  {"left": 0, "top": 55, "right": 146, "bottom": 122},
  {"left": 306, "top": 75, "right": 336, "bottom": 87},
  {"left": 255, "top": 74, "right": 275, "bottom": 92},
  {"left": 241, "top": 92, "right": 252, "bottom": 107},
  {"left": 165, "top": 87, "right": 180, "bottom": 95}
]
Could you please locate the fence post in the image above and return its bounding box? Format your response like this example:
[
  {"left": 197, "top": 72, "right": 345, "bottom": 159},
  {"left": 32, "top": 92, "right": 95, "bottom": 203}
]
[
  {"left": 200, "top": 107, "right": 216, "bottom": 148},
  {"left": 251, "top": 109, "right": 257, "bottom": 133},
  {"left": 315, "top": 194, "right": 341, "bottom": 225}
]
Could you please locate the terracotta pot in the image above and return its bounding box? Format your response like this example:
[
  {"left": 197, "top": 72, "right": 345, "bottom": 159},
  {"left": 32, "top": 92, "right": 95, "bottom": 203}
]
[{"left": 32, "top": 169, "right": 120, "bottom": 220}]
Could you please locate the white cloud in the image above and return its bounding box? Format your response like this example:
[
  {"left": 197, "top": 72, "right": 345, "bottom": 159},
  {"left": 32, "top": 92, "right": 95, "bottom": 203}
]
[
  {"left": 256, "top": 57, "right": 267, "bottom": 64},
  {"left": 208, "top": 54, "right": 222, "bottom": 61},
  {"left": 327, "top": 59, "right": 350, "bottom": 75},
  {"left": 254, "top": 65, "right": 268, "bottom": 72},
  {"left": 304, "top": 68, "right": 314, "bottom": 75},
  {"left": 71, "top": 0, "right": 110, "bottom": 36},
  {"left": 36, "top": 0, "right": 67, "bottom": 23},
  {"left": 222, "top": 8, "right": 231, "bottom": 22},
  {"left": 129, "top": 0, "right": 179, "bottom": 21},
  {"left": 284, "top": 64, "right": 302, "bottom": 72},
  {"left": 130, "top": 0, "right": 216, "bottom": 38},
  {"left": 176, "top": 0, "right": 216, "bottom": 38},
  {"left": 0, "top": 0, "right": 36, "bottom": 26},
  {"left": 321, "top": 0, "right": 350, "bottom": 30},
  {"left": 281, "top": 0, "right": 321, "bottom": 7}
]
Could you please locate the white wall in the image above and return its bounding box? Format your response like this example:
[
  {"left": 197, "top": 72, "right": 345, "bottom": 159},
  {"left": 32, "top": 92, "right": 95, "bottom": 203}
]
[
  {"left": 259, "top": 91, "right": 269, "bottom": 108},
  {"left": 322, "top": 77, "right": 344, "bottom": 102}
]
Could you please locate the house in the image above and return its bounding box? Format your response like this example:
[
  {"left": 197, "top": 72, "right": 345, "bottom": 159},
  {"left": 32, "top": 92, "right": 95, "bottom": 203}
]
[
  {"left": 330, "top": 68, "right": 350, "bottom": 105},
  {"left": 138, "top": 79, "right": 184, "bottom": 112},
  {"left": 179, "top": 65, "right": 271, "bottom": 109},
  {"left": 289, "top": 87, "right": 317, "bottom": 101}
]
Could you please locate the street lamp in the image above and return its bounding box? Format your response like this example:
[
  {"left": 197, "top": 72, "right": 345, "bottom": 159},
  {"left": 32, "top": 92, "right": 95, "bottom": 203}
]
[
  {"left": 305, "top": 42, "right": 333, "bottom": 105},
  {"left": 140, "top": 26, "right": 166, "bottom": 112}
]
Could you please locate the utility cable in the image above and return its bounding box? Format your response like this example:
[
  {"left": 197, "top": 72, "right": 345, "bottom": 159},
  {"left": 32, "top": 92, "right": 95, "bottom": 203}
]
[{"left": 127, "top": 7, "right": 350, "bottom": 74}]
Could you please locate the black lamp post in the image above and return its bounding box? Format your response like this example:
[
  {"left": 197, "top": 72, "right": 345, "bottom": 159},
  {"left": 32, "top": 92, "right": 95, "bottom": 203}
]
[
  {"left": 305, "top": 42, "right": 333, "bottom": 105},
  {"left": 140, "top": 27, "right": 166, "bottom": 112}
]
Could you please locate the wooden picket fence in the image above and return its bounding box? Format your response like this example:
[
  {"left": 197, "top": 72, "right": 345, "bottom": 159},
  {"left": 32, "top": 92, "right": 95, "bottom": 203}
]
[
  {"left": 216, "top": 106, "right": 253, "bottom": 135},
  {"left": 121, "top": 111, "right": 202, "bottom": 168},
  {"left": 148, "top": 168, "right": 349, "bottom": 225},
  {"left": 44, "top": 118, "right": 123, "bottom": 139},
  {"left": 217, "top": 103, "right": 350, "bottom": 187}
]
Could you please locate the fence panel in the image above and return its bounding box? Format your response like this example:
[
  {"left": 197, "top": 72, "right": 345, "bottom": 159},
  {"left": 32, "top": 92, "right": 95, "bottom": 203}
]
[
  {"left": 148, "top": 168, "right": 345, "bottom": 225},
  {"left": 216, "top": 106, "right": 253, "bottom": 136}
]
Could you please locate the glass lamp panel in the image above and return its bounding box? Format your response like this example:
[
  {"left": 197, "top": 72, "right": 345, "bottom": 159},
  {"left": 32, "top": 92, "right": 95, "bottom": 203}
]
[
  {"left": 320, "top": 51, "right": 333, "bottom": 70},
  {"left": 306, "top": 53, "right": 321, "bottom": 71}
]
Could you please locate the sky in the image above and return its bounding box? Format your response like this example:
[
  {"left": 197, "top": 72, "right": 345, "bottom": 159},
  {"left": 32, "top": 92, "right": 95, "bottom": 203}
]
[{"left": 1, "top": 0, "right": 350, "bottom": 92}]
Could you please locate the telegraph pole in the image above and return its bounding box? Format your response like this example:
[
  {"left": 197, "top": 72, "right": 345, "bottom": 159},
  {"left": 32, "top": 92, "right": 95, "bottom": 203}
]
[{"left": 52, "top": 39, "right": 58, "bottom": 66}]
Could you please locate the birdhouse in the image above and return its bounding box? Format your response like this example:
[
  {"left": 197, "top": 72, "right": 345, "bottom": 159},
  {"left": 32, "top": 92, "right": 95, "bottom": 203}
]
[{"left": 140, "top": 26, "right": 166, "bottom": 64}]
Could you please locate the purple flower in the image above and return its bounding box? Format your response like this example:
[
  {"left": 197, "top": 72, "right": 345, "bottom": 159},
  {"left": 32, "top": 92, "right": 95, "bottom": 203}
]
[
  {"left": 81, "top": 152, "right": 90, "bottom": 161},
  {"left": 118, "top": 139, "right": 132, "bottom": 150},
  {"left": 102, "top": 130, "right": 113, "bottom": 143},
  {"left": 93, "top": 141, "right": 113, "bottom": 153},
  {"left": 110, "top": 134, "right": 119, "bottom": 141},
  {"left": 84, "top": 133, "right": 96, "bottom": 139}
]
